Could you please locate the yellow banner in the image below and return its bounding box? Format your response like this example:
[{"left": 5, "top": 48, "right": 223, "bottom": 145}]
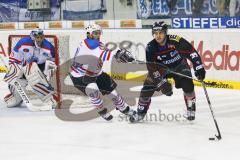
[
  {"left": 120, "top": 20, "right": 136, "bottom": 28},
  {"left": 24, "top": 22, "right": 39, "bottom": 29},
  {"left": 95, "top": 20, "right": 109, "bottom": 28},
  {"left": 72, "top": 21, "right": 85, "bottom": 28},
  {"left": 0, "top": 23, "right": 15, "bottom": 29},
  {"left": 110, "top": 72, "right": 240, "bottom": 90},
  {"left": 49, "top": 21, "right": 62, "bottom": 29}
]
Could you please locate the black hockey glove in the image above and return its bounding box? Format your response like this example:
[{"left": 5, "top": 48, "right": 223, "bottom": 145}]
[
  {"left": 114, "top": 48, "right": 135, "bottom": 63},
  {"left": 194, "top": 65, "right": 206, "bottom": 80},
  {"left": 156, "top": 78, "right": 173, "bottom": 96}
]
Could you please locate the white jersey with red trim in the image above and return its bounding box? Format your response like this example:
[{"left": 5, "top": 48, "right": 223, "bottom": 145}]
[
  {"left": 9, "top": 36, "right": 55, "bottom": 66},
  {"left": 70, "top": 38, "right": 114, "bottom": 78}
]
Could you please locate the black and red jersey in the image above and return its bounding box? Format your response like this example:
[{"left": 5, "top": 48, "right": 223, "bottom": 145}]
[{"left": 145, "top": 35, "right": 203, "bottom": 77}]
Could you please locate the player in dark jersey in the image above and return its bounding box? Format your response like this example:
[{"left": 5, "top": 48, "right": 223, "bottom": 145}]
[{"left": 130, "top": 21, "right": 206, "bottom": 122}]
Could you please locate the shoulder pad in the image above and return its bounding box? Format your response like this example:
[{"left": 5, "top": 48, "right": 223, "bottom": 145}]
[{"left": 168, "top": 35, "right": 181, "bottom": 42}]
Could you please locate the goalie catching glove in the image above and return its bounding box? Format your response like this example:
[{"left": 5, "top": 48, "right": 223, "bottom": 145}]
[{"left": 114, "top": 48, "right": 135, "bottom": 63}]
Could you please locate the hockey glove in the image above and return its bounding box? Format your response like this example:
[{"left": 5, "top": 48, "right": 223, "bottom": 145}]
[
  {"left": 114, "top": 48, "right": 135, "bottom": 63},
  {"left": 194, "top": 65, "right": 206, "bottom": 80},
  {"left": 156, "top": 78, "right": 173, "bottom": 96}
]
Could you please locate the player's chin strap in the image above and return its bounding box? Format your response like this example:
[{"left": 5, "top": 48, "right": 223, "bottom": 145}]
[{"left": 134, "top": 59, "right": 222, "bottom": 141}]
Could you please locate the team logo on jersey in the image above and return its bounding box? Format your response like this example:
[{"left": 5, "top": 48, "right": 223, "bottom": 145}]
[
  {"left": 170, "top": 50, "right": 178, "bottom": 57},
  {"left": 23, "top": 48, "right": 29, "bottom": 52}
]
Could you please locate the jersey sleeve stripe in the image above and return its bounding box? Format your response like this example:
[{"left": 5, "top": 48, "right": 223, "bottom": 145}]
[
  {"left": 99, "top": 50, "right": 105, "bottom": 59},
  {"left": 71, "top": 66, "right": 85, "bottom": 74},
  {"left": 102, "top": 50, "right": 108, "bottom": 61},
  {"left": 71, "top": 66, "right": 80, "bottom": 73},
  {"left": 106, "top": 51, "right": 112, "bottom": 60}
]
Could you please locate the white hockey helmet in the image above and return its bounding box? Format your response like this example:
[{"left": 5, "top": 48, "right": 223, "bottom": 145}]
[{"left": 85, "top": 24, "right": 102, "bottom": 35}]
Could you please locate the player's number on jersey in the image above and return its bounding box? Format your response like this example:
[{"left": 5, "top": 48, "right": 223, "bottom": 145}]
[{"left": 190, "top": 52, "right": 198, "bottom": 59}]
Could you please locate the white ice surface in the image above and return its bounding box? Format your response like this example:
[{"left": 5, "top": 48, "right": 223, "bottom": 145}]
[{"left": 0, "top": 74, "right": 240, "bottom": 160}]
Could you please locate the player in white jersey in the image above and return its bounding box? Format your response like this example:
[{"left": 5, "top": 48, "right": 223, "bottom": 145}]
[
  {"left": 3, "top": 28, "right": 58, "bottom": 110},
  {"left": 69, "top": 24, "right": 136, "bottom": 121}
]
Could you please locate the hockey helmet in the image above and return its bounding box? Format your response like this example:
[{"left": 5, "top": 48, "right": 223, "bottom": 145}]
[
  {"left": 85, "top": 24, "right": 102, "bottom": 35},
  {"left": 30, "top": 28, "right": 44, "bottom": 40},
  {"left": 152, "top": 21, "right": 168, "bottom": 35},
  {"left": 30, "top": 28, "right": 44, "bottom": 48}
]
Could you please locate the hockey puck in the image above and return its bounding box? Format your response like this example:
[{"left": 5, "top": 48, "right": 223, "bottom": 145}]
[{"left": 209, "top": 137, "right": 215, "bottom": 140}]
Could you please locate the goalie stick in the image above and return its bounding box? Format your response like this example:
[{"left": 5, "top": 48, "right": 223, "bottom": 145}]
[
  {"left": 134, "top": 59, "right": 222, "bottom": 141},
  {"left": 0, "top": 55, "right": 51, "bottom": 111}
]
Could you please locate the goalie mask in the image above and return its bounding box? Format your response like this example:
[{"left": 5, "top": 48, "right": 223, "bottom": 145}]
[
  {"left": 30, "top": 28, "right": 45, "bottom": 48},
  {"left": 85, "top": 24, "right": 102, "bottom": 40}
]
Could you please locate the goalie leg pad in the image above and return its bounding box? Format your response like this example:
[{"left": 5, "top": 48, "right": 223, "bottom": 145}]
[
  {"left": 24, "top": 62, "right": 49, "bottom": 86},
  {"left": 4, "top": 92, "right": 22, "bottom": 108},
  {"left": 32, "top": 83, "right": 54, "bottom": 102},
  {"left": 4, "top": 79, "right": 28, "bottom": 108},
  {"left": 4, "top": 63, "right": 24, "bottom": 85},
  {"left": 24, "top": 62, "right": 54, "bottom": 102}
]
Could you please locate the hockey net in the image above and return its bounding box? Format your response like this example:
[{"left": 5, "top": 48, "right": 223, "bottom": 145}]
[{"left": 8, "top": 35, "right": 90, "bottom": 109}]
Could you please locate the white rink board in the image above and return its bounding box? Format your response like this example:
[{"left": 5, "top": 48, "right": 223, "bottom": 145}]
[{"left": 0, "top": 29, "right": 240, "bottom": 82}]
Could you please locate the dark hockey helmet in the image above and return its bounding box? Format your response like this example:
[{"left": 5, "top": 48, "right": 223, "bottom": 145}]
[{"left": 152, "top": 21, "right": 168, "bottom": 35}]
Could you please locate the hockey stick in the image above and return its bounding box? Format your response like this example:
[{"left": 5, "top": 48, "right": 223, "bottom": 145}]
[
  {"left": 134, "top": 60, "right": 222, "bottom": 140},
  {"left": 134, "top": 60, "right": 202, "bottom": 83},
  {"left": 201, "top": 81, "right": 222, "bottom": 140}
]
